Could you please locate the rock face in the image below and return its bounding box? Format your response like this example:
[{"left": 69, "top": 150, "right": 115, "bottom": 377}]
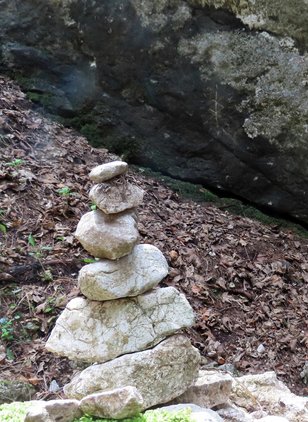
[
  {"left": 1, "top": 0, "right": 308, "bottom": 222},
  {"left": 89, "top": 181, "right": 144, "bottom": 214},
  {"left": 78, "top": 244, "right": 169, "bottom": 300},
  {"left": 172, "top": 370, "right": 233, "bottom": 408},
  {"left": 45, "top": 287, "right": 195, "bottom": 362},
  {"left": 231, "top": 372, "right": 308, "bottom": 421},
  {"left": 0, "top": 380, "right": 35, "bottom": 405},
  {"left": 80, "top": 387, "right": 144, "bottom": 419},
  {"left": 75, "top": 209, "right": 139, "bottom": 259},
  {"left": 64, "top": 334, "right": 201, "bottom": 409}
]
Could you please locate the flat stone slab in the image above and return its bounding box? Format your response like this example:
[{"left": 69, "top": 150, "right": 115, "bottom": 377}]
[
  {"left": 172, "top": 370, "right": 232, "bottom": 408},
  {"left": 46, "top": 287, "right": 195, "bottom": 363},
  {"left": 25, "top": 399, "right": 81, "bottom": 422},
  {"left": 78, "top": 244, "right": 168, "bottom": 300},
  {"left": 89, "top": 181, "right": 144, "bottom": 214},
  {"left": 64, "top": 334, "right": 201, "bottom": 410},
  {"left": 156, "top": 404, "right": 223, "bottom": 422},
  {"left": 80, "top": 386, "right": 143, "bottom": 419},
  {"left": 89, "top": 161, "right": 128, "bottom": 183},
  {"left": 75, "top": 209, "right": 139, "bottom": 259}
]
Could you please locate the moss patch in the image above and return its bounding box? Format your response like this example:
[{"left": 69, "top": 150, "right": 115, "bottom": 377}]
[
  {"left": 0, "top": 402, "right": 32, "bottom": 422},
  {"left": 74, "top": 408, "right": 194, "bottom": 422}
]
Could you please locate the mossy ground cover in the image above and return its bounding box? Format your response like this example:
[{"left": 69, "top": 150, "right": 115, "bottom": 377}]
[{"left": 0, "top": 402, "right": 32, "bottom": 422}]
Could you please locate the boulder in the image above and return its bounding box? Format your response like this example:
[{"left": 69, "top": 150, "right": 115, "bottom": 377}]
[
  {"left": 78, "top": 244, "right": 168, "bottom": 300},
  {"left": 89, "top": 161, "right": 128, "bottom": 183},
  {"left": 74, "top": 209, "right": 139, "bottom": 259},
  {"left": 89, "top": 181, "right": 144, "bottom": 214},
  {"left": 215, "top": 404, "right": 254, "bottom": 422},
  {"left": 45, "top": 287, "right": 195, "bottom": 363},
  {"left": 25, "top": 399, "right": 81, "bottom": 422},
  {"left": 0, "top": 380, "right": 35, "bottom": 405},
  {"left": 64, "top": 334, "right": 201, "bottom": 409},
  {"left": 171, "top": 370, "right": 232, "bottom": 408},
  {"left": 231, "top": 372, "right": 308, "bottom": 421},
  {"left": 80, "top": 386, "right": 143, "bottom": 419}
]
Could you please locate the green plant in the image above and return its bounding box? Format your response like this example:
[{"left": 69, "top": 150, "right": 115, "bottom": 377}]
[
  {"left": 57, "top": 186, "right": 73, "bottom": 196},
  {"left": 40, "top": 269, "right": 53, "bottom": 282},
  {"left": 0, "top": 402, "right": 32, "bottom": 422},
  {"left": 82, "top": 257, "right": 99, "bottom": 264},
  {"left": 4, "top": 159, "right": 24, "bottom": 167},
  {"left": 0, "top": 318, "right": 14, "bottom": 341},
  {"left": 28, "top": 233, "right": 36, "bottom": 247},
  {"left": 0, "top": 222, "right": 7, "bottom": 234},
  {"left": 90, "top": 203, "right": 97, "bottom": 211},
  {"left": 74, "top": 408, "right": 193, "bottom": 422}
]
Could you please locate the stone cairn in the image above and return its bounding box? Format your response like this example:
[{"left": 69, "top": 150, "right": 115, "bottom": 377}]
[{"left": 46, "top": 161, "right": 200, "bottom": 419}]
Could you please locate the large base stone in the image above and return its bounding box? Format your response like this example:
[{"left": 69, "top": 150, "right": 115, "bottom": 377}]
[
  {"left": 64, "top": 334, "right": 201, "bottom": 409},
  {"left": 46, "top": 287, "right": 195, "bottom": 363}
]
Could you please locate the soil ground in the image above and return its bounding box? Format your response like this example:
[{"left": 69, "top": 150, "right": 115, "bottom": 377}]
[{"left": 0, "top": 76, "right": 307, "bottom": 400}]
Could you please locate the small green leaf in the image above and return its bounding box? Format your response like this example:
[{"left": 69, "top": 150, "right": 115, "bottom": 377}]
[
  {"left": 57, "top": 186, "right": 72, "bottom": 196},
  {"left": 82, "top": 258, "right": 97, "bottom": 264},
  {"left": 4, "top": 159, "right": 24, "bottom": 167},
  {"left": 90, "top": 203, "right": 97, "bottom": 211},
  {"left": 28, "top": 233, "right": 36, "bottom": 247},
  {"left": 0, "top": 223, "right": 7, "bottom": 234},
  {"left": 6, "top": 347, "right": 14, "bottom": 361}
]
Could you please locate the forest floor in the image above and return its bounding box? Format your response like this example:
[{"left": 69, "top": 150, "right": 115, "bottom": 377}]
[{"left": 0, "top": 75, "right": 307, "bottom": 400}]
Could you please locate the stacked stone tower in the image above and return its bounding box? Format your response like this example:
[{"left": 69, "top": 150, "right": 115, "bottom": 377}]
[{"left": 46, "top": 161, "right": 200, "bottom": 418}]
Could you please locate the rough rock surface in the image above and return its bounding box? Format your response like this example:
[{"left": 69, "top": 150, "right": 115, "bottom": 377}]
[
  {"left": 89, "top": 181, "right": 144, "bottom": 214},
  {"left": 89, "top": 161, "right": 128, "bottom": 183},
  {"left": 80, "top": 386, "right": 143, "bottom": 419},
  {"left": 25, "top": 399, "right": 81, "bottom": 422},
  {"left": 0, "top": 380, "right": 35, "bottom": 405},
  {"left": 0, "top": 0, "right": 308, "bottom": 222},
  {"left": 156, "top": 404, "right": 223, "bottom": 422},
  {"left": 74, "top": 209, "right": 139, "bottom": 259},
  {"left": 231, "top": 372, "right": 308, "bottom": 421},
  {"left": 78, "top": 244, "right": 169, "bottom": 300},
  {"left": 45, "top": 287, "right": 195, "bottom": 363},
  {"left": 172, "top": 369, "right": 232, "bottom": 408},
  {"left": 64, "top": 334, "right": 201, "bottom": 409}
]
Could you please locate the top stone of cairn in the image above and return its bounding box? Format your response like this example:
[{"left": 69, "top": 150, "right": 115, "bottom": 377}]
[{"left": 89, "top": 161, "right": 128, "bottom": 183}]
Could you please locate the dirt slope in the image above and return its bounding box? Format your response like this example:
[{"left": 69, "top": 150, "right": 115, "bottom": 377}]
[{"left": 0, "top": 76, "right": 307, "bottom": 399}]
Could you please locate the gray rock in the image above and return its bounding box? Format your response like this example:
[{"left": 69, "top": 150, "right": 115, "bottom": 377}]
[
  {"left": 89, "top": 181, "right": 144, "bottom": 214},
  {"left": 78, "top": 243, "right": 169, "bottom": 300},
  {"left": 155, "top": 404, "right": 223, "bottom": 422},
  {"left": 75, "top": 209, "right": 139, "bottom": 259},
  {"left": 172, "top": 370, "right": 232, "bottom": 408},
  {"left": 258, "top": 417, "right": 289, "bottom": 422},
  {"left": 0, "top": 380, "right": 35, "bottom": 405},
  {"left": 231, "top": 371, "right": 308, "bottom": 421},
  {"left": 216, "top": 404, "right": 254, "bottom": 422},
  {"left": 64, "top": 334, "right": 201, "bottom": 409},
  {"left": 89, "top": 161, "right": 128, "bottom": 183},
  {"left": 46, "top": 287, "right": 195, "bottom": 363},
  {"left": 25, "top": 399, "right": 81, "bottom": 422},
  {"left": 80, "top": 386, "right": 143, "bottom": 419}
]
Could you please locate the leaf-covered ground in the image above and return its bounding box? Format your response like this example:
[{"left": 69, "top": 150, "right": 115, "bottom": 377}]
[{"left": 0, "top": 76, "right": 307, "bottom": 400}]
